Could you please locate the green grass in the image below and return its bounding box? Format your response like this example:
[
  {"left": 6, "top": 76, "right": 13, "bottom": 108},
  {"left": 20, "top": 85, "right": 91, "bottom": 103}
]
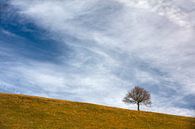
[{"left": 0, "top": 93, "right": 194, "bottom": 129}]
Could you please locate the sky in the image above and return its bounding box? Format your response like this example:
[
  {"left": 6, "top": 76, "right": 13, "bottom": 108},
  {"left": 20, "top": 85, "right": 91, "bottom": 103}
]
[{"left": 0, "top": 0, "right": 195, "bottom": 117}]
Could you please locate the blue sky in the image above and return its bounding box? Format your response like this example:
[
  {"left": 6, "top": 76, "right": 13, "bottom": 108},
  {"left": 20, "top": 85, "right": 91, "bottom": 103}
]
[{"left": 0, "top": 0, "right": 195, "bottom": 116}]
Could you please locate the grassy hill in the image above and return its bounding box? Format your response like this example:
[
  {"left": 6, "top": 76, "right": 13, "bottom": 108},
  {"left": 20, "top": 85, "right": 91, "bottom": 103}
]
[{"left": 0, "top": 93, "right": 194, "bottom": 129}]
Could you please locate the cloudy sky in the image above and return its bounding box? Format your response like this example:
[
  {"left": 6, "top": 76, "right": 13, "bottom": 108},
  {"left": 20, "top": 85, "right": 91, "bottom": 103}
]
[{"left": 0, "top": 0, "right": 195, "bottom": 116}]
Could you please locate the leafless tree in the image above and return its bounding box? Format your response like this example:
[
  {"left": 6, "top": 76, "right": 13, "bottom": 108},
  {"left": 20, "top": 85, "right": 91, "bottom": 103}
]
[{"left": 123, "top": 86, "right": 151, "bottom": 111}]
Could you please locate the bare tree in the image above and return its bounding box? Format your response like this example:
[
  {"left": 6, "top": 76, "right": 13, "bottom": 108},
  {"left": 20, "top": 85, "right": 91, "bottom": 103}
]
[{"left": 123, "top": 86, "right": 151, "bottom": 111}]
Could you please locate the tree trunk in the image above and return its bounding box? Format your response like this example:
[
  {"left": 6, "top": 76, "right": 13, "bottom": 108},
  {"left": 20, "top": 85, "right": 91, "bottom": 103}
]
[{"left": 137, "top": 103, "right": 140, "bottom": 111}]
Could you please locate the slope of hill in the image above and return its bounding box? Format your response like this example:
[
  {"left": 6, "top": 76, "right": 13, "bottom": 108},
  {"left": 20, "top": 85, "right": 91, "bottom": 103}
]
[{"left": 0, "top": 93, "right": 194, "bottom": 129}]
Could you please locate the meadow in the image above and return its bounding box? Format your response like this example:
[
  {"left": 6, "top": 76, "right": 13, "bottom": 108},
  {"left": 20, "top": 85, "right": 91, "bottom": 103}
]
[{"left": 0, "top": 93, "right": 194, "bottom": 129}]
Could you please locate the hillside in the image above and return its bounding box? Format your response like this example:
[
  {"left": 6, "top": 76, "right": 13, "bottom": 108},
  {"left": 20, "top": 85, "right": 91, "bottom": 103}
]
[{"left": 0, "top": 93, "right": 194, "bottom": 129}]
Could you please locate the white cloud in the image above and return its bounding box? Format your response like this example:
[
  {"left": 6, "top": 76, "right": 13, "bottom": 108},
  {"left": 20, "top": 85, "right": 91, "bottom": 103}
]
[{"left": 117, "top": 0, "right": 193, "bottom": 27}]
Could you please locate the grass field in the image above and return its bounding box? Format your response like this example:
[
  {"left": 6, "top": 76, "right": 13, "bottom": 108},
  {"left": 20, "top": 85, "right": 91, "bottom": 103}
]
[{"left": 0, "top": 93, "right": 194, "bottom": 129}]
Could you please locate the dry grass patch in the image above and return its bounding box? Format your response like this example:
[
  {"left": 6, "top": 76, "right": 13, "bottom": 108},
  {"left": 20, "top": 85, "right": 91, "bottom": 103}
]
[{"left": 0, "top": 93, "right": 194, "bottom": 129}]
